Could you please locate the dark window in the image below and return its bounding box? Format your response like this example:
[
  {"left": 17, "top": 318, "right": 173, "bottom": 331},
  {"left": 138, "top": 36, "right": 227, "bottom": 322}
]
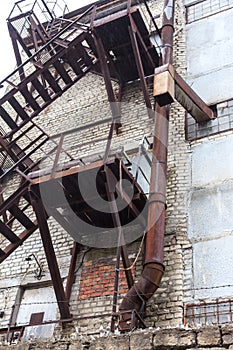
[
  {"left": 29, "top": 312, "right": 44, "bottom": 326},
  {"left": 185, "top": 99, "right": 233, "bottom": 141}
]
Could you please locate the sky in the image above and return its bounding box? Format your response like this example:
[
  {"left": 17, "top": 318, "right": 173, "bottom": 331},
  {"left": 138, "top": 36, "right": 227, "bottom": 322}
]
[{"left": 0, "top": 0, "right": 94, "bottom": 82}]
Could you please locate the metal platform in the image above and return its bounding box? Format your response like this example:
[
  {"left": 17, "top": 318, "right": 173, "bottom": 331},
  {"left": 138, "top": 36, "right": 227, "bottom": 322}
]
[{"left": 29, "top": 157, "right": 148, "bottom": 246}]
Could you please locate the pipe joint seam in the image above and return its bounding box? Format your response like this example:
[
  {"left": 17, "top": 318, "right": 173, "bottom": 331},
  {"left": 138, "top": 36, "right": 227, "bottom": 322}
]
[
  {"left": 161, "top": 23, "right": 175, "bottom": 31},
  {"left": 149, "top": 192, "right": 166, "bottom": 205}
]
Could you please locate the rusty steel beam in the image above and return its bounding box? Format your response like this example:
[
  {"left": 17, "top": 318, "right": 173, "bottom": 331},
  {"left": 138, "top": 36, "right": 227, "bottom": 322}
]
[
  {"left": 154, "top": 63, "right": 214, "bottom": 122},
  {"left": 30, "top": 196, "right": 71, "bottom": 321},
  {"left": 128, "top": 22, "right": 152, "bottom": 113},
  {"left": 121, "top": 245, "right": 134, "bottom": 289},
  {"left": 65, "top": 242, "right": 80, "bottom": 301},
  {"left": 0, "top": 221, "right": 38, "bottom": 263},
  {"left": 127, "top": 0, "right": 132, "bottom": 13},
  {"left": 0, "top": 220, "right": 20, "bottom": 243},
  {"left": 129, "top": 14, "right": 155, "bottom": 70},
  {"left": 7, "top": 22, "right": 25, "bottom": 79},
  {"left": 174, "top": 69, "right": 214, "bottom": 122},
  {"left": 93, "top": 9, "right": 129, "bottom": 27},
  {"left": 50, "top": 134, "right": 64, "bottom": 179},
  {"left": 104, "top": 165, "right": 134, "bottom": 332},
  {"left": 105, "top": 166, "right": 134, "bottom": 277},
  {"left": 93, "top": 33, "right": 121, "bottom": 131}
]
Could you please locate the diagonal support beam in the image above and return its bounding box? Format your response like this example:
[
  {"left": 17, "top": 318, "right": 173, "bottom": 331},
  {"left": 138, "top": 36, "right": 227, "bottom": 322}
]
[
  {"left": 30, "top": 195, "right": 71, "bottom": 321},
  {"left": 129, "top": 15, "right": 155, "bottom": 70},
  {"left": 65, "top": 242, "right": 80, "bottom": 301},
  {"left": 93, "top": 33, "right": 121, "bottom": 132},
  {"left": 154, "top": 63, "right": 214, "bottom": 122},
  {"left": 128, "top": 22, "right": 152, "bottom": 115},
  {"left": 105, "top": 166, "right": 134, "bottom": 289}
]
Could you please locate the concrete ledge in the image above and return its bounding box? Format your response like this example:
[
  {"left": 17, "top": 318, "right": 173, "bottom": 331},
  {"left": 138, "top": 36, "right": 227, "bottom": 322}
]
[{"left": 1, "top": 324, "right": 233, "bottom": 350}]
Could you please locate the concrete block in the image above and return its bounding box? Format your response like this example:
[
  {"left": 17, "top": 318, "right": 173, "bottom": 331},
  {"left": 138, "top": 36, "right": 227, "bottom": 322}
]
[
  {"left": 153, "top": 328, "right": 196, "bottom": 348},
  {"left": 189, "top": 183, "right": 233, "bottom": 240},
  {"left": 130, "top": 331, "right": 153, "bottom": 350},
  {"left": 186, "top": 8, "right": 233, "bottom": 104},
  {"left": 193, "top": 237, "right": 233, "bottom": 299},
  {"left": 187, "top": 9, "right": 233, "bottom": 74},
  {"left": 221, "top": 324, "right": 233, "bottom": 345},
  {"left": 89, "top": 335, "right": 129, "bottom": 350},
  {"left": 187, "top": 65, "right": 233, "bottom": 104},
  {"left": 191, "top": 135, "right": 233, "bottom": 187},
  {"left": 197, "top": 326, "right": 221, "bottom": 346}
]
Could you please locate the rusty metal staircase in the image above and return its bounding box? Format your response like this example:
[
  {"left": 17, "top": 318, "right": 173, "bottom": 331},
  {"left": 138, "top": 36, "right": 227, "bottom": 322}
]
[
  {"left": 0, "top": 0, "right": 160, "bottom": 173},
  {"left": 0, "top": 180, "right": 38, "bottom": 263},
  {"left": 0, "top": 20, "right": 96, "bottom": 136},
  {"left": 0, "top": 13, "right": 98, "bottom": 261},
  {"left": 0, "top": 5, "right": 99, "bottom": 174},
  {"left": 0, "top": 0, "right": 162, "bottom": 329}
]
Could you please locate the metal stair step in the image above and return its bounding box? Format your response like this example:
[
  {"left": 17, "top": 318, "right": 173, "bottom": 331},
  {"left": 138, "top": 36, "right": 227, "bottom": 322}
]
[
  {"left": 53, "top": 61, "right": 73, "bottom": 85},
  {"left": 8, "top": 96, "right": 29, "bottom": 121},
  {"left": 66, "top": 53, "right": 83, "bottom": 76},
  {"left": 21, "top": 88, "right": 41, "bottom": 111},
  {"left": 42, "top": 69, "right": 62, "bottom": 94},
  {"left": 0, "top": 221, "right": 38, "bottom": 263},
  {"left": 0, "top": 219, "right": 20, "bottom": 243},
  {"left": 31, "top": 77, "right": 52, "bottom": 103},
  {"left": 8, "top": 204, "right": 34, "bottom": 230},
  {"left": 0, "top": 106, "right": 17, "bottom": 130},
  {"left": 77, "top": 43, "right": 93, "bottom": 67},
  {"left": 0, "top": 248, "right": 4, "bottom": 257}
]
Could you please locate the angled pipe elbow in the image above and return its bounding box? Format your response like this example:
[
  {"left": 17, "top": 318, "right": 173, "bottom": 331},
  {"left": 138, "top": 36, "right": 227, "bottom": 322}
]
[{"left": 118, "top": 262, "right": 164, "bottom": 330}]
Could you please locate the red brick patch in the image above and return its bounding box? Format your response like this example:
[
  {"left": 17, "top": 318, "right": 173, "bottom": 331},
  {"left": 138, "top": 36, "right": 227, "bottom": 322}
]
[{"left": 78, "top": 258, "right": 135, "bottom": 300}]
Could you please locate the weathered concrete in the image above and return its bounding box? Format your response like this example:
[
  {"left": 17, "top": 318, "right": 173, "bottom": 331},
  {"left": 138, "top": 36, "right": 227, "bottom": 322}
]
[
  {"left": 196, "top": 326, "right": 221, "bottom": 347},
  {"left": 153, "top": 328, "right": 196, "bottom": 348},
  {"left": 130, "top": 331, "right": 153, "bottom": 350},
  {"left": 186, "top": 8, "right": 233, "bottom": 103},
  {"left": 222, "top": 324, "right": 233, "bottom": 345},
  {"left": 1, "top": 325, "right": 233, "bottom": 350},
  {"left": 193, "top": 236, "right": 233, "bottom": 299},
  {"left": 191, "top": 136, "right": 233, "bottom": 187},
  {"left": 189, "top": 183, "right": 233, "bottom": 240}
]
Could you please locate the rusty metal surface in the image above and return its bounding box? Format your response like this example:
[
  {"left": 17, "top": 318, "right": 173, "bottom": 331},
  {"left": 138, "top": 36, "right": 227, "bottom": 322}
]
[
  {"left": 128, "top": 18, "right": 152, "bottom": 111},
  {"left": 118, "top": 0, "right": 175, "bottom": 331},
  {"left": 0, "top": 0, "right": 162, "bottom": 332},
  {"left": 184, "top": 299, "right": 233, "bottom": 326},
  {"left": 65, "top": 242, "right": 80, "bottom": 301},
  {"left": 31, "top": 158, "right": 148, "bottom": 237},
  {"left": 30, "top": 196, "right": 71, "bottom": 321}
]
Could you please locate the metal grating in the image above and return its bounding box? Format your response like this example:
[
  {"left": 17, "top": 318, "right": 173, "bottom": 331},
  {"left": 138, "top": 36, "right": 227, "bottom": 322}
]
[
  {"left": 184, "top": 299, "right": 233, "bottom": 326},
  {"left": 185, "top": 99, "right": 233, "bottom": 141},
  {"left": 186, "top": 0, "right": 233, "bottom": 24}
]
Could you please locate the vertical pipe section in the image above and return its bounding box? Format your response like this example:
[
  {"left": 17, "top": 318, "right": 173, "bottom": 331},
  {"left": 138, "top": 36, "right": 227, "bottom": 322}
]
[{"left": 119, "top": 0, "right": 175, "bottom": 330}]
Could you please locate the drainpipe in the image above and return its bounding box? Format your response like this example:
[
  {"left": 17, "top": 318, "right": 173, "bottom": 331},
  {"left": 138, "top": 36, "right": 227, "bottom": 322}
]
[{"left": 119, "top": 0, "right": 175, "bottom": 330}]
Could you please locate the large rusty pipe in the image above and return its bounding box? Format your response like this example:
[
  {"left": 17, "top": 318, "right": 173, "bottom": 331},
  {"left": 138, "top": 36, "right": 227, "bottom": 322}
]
[{"left": 119, "top": 0, "right": 175, "bottom": 330}]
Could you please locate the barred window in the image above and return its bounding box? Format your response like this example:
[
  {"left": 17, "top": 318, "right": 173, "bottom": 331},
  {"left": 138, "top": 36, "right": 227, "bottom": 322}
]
[
  {"left": 185, "top": 99, "right": 233, "bottom": 141},
  {"left": 186, "top": 0, "right": 233, "bottom": 24}
]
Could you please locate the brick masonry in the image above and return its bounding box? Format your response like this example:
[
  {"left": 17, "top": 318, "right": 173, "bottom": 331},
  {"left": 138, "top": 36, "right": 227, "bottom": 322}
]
[
  {"left": 0, "top": 0, "right": 191, "bottom": 335},
  {"left": 78, "top": 259, "right": 135, "bottom": 300},
  {"left": 0, "top": 0, "right": 233, "bottom": 346}
]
